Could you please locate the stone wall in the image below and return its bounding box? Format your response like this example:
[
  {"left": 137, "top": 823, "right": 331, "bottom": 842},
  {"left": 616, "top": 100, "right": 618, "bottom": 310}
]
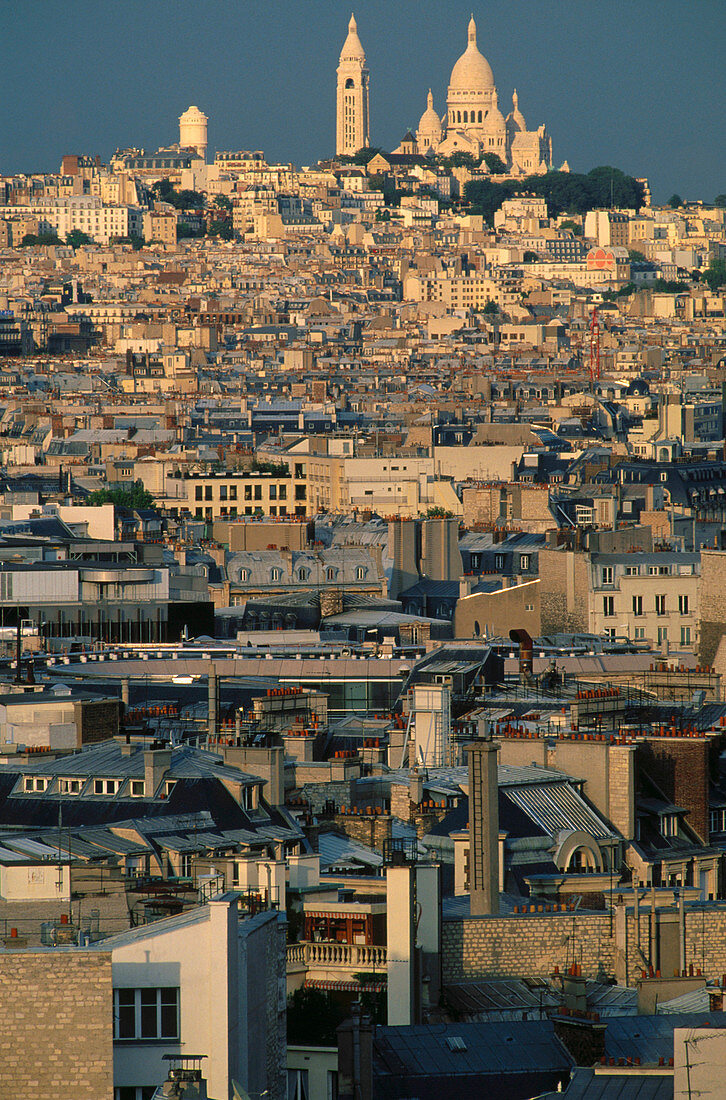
[
  {"left": 0, "top": 949, "right": 113, "bottom": 1100},
  {"left": 442, "top": 912, "right": 615, "bottom": 983},
  {"left": 538, "top": 549, "right": 589, "bottom": 635},
  {"left": 699, "top": 550, "right": 726, "bottom": 665},
  {"left": 326, "top": 813, "right": 392, "bottom": 852},
  {"left": 442, "top": 905, "right": 726, "bottom": 987}
]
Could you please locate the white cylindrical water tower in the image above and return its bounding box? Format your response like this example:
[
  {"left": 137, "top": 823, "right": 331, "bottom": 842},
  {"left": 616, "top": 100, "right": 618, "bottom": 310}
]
[{"left": 178, "top": 105, "right": 208, "bottom": 161}]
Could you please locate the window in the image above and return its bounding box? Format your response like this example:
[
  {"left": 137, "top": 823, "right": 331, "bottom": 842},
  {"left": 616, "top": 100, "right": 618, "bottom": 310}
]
[
  {"left": 661, "top": 815, "right": 678, "bottom": 838},
  {"left": 115, "top": 1089, "right": 157, "bottom": 1100},
  {"left": 219, "top": 484, "right": 227, "bottom": 501},
  {"left": 269, "top": 484, "right": 277, "bottom": 500},
  {"left": 520, "top": 555, "right": 531, "bottom": 571},
  {"left": 634, "top": 626, "right": 645, "bottom": 640},
  {"left": 326, "top": 568, "right": 336, "bottom": 581},
  {"left": 229, "top": 485, "right": 237, "bottom": 501},
  {"left": 632, "top": 595, "right": 643, "bottom": 616},
  {"left": 655, "top": 594, "right": 666, "bottom": 616},
  {"left": 356, "top": 566, "right": 367, "bottom": 580},
  {"left": 681, "top": 626, "right": 691, "bottom": 646},
  {"left": 180, "top": 852, "right": 193, "bottom": 877},
  {"left": 94, "top": 779, "right": 120, "bottom": 795},
  {"left": 204, "top": 485, "right": 212, "bottom": 501},
  {"left": 130, "top": 780, "right": 145, "bottom": 797},
  {"left": 287, "top": 1069, "right": 309, "bottom": 1100},
  {"left": 679, "top": 594, "right": 689, "bottom": 615},
  {"left": 24, "top": 776, "right": 49, "bottom": 792},
  {"left": 279, "top": 485, "right": 287, "bottom": 500},
  {"left": 710, "top": 809, "right": 726, "bottom": 834},
  {"left": 625, "top": 566, "right": 638, "bottom": 576},
  {"left": 495, "top": 554, "right": 505, "bottom": 571},
  {"left": 298, "top": 567, "right": 310, "bottom": 581},
  {"left": 271, "top": 568, "right": 281, "bottom": 582},
  {"left": 603, "top": 595, "right": 615, "bottom": 617},
  {"left": 657, "top": 626, "right": 668, "bottom": 645},
  {"left": 194, "top": 485, "right": 203, "bottom": 501},
  {"left": 59, "top": 778, "right": 81, "bottom": 795},
  {"left": 113, "top": 987, "right": 179, "bottom": 1040},
  {"left": 244, "top": 485, "right": 252, "bottom": 500},
  {"left": 601, "top": 566, "right": 613, "bottom": 585}
]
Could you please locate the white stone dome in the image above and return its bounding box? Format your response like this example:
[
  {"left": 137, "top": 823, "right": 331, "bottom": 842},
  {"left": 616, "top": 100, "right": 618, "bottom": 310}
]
[
  {"left": 418, "top": 90, "right": 443, "bottom": 139},
  {"left": 449, "top": 16, "right": 495, "bottom": 93}
]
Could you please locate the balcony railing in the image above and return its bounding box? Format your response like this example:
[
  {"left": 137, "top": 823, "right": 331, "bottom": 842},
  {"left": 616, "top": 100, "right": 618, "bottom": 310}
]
[{"left": 287, "top": 940, "right": 386, "bottom": 972}]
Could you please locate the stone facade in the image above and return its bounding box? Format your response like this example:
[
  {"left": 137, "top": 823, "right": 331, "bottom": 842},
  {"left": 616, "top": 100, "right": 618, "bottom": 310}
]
[
  {"left": 699, "top": 550, "right": 726, "bottom": 665},
  {"left": 538, "top": 548, "right": 590, "bottom": 635},
  {"left": 0, "top": 949, "right": 113, "bottom": 1100},
  {"left": 442, "top": 905, "right": 726, "bottom": 988},
  {"left": 637, "top": 736, "right": 714, "bottom": 843}
]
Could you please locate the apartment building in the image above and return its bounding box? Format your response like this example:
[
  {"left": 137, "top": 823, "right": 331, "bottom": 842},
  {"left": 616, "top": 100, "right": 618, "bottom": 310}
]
[
  {"left": 589, "top": 551, "right": 700, "bottom": 650},
  {"left": 0, "top": 196, "right": 142, "bottom": 244},
  {"left": 160, "top": 467, "right": 308, "bottom": 520}
]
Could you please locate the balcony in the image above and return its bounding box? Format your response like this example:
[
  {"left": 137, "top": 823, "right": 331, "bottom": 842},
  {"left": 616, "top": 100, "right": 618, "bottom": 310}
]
[{"left": 287, "top": 940, "right": 387, "bottom": 982}]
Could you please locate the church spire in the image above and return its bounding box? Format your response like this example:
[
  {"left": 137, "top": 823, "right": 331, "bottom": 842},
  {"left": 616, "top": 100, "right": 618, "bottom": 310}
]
[{"left": 468, "top": 14, "right": 477, "bottom": 44}]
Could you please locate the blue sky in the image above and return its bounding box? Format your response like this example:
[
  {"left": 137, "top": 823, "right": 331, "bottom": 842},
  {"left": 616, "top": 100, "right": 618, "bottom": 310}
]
[{"left": 2, "top": 0, "right": 724, "bottom": 202}]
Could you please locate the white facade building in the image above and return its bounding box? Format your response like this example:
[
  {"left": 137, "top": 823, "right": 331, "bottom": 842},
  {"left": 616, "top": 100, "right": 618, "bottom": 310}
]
[{"left": 336, "top": 14, "right": 370, "bottom": 156}]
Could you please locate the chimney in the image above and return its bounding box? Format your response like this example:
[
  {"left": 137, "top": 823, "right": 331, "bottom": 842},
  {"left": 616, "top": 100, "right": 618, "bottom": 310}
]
[
  {"left": 509, "top": 628, "right": 533, "bottom": 680},
  {"left": 208, "top": 664, "right": 218, "bottom": 737},
  {"left": 337, "top": 1006, "right": 373, "bottom": 1100},
  {"left": 144, "top": 748, "right": 172, "bottom": 797},
  {"left": 466, "top": 737, "right": 500, "bottom": 915}
]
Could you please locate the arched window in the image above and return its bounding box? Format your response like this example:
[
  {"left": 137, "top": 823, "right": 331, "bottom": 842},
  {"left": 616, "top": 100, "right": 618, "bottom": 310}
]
[
  {"left": 457, "top": 111, "right": 461, "bottom": 123},
  {"left": 463, "top": 110, "right": 468, "bottom": 123},
  {"left": 270, "top": 568, "right": 281, "bottom": 582},
  {"left": 474, "top": 620, "right": 481, "bottom": 637},
  {"left": 356, "top": 566, "right": 367, "bottom": 581},
  {"left": 478, "top": 110, "right": 483, "bottom": 123},
  {"left": 298, "top": 567, "right": 310, "bottom": 581},
  {"left": 239, "top": 568, "right": 249, "bottom": 582},
  {"left": 326, "top": 567, "right": 336, "bottom": 581},
  {"left": 345, "top": 78, "right": 354, "bottom": 89}
]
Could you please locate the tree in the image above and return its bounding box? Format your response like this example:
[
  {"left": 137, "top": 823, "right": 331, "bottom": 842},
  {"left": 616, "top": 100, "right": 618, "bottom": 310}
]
[
  {"left": 482, "top": 300, "right": 499, "bottom": 316},
  {"left": 465, "top": 166, "right": 644, "bottom": 224},
  {"left": 208, "top": 219, "right": 232, "bottom": 240},
  {"left": 703, "top": 259, "right": 726, "bottom": 292},
  {"left": 559, "top": 219, "right": 582, "bottom": 236},
  {"left": 668, "top": 193, "right": 683, "bottom": 208},
  {"left": 20, "top": 232, "right": 61, "bottom": 246},
  {"left": 340, "top": 146, "right": 383, "bottom": 166},
  {"left": 628, "top": 249, "right": 647, "bottom": 262},
  {"left": 214, "top": 195, "right": 232, "bottom": 211},
  {"left": 482, "top": 152, "right": 507, "bottom": 174},
  {"left": 523, "top": 250, "right": 539, "bottom": 262},
  {"left": 66, "top": 229, "right": 93, "bottom": 247},
  {"left": 87, "top": 485, "right": 156, "bottom": 510},
  {"left": 714, "top": 195, "right": 726, "bottom": 209}
]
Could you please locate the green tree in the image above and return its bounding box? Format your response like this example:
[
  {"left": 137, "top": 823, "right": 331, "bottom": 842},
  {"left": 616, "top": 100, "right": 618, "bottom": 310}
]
[
  {"left": 714, "top": 195, "right": 726, "bottom": 209},
  {"left": 523, "top": 250, "right": 539, "bottom": 262},
  {"left": 208, "top": 219, "right": 232, "bottom": 240},
  {"left": 703, "top": 259, "right": 726, "bottom": 292},
  {"left": 21, "top": 232, "right": 61, "bottom": 246},
  {"left": 560, "top": 219, "right": 582, "bottom": 236},
  {"left": 482, "top": 299, "right": 499, "bottom": 316},
  {"left": 482, "top": 152, "right": 507, "bottom": 174},
  {"left": 87, "top": 485, "right": 156, "bottom": 510},
  {"left": 628, "top": 249, "right": 647, "bottom": 262},
  {"left": 214, "top": 195, "right": 232, "bottom": 211},
  {"left": 177, "top": 222, "right": 203, "bottom": 239},
  {"left": 287, "top": 989, "right": 344, "bottom": 1046},
  {"left": 66, "top": 229, "right": 93, "bottom": 247},
  {"left": 668, "top": 193, "right": 683, "bottom": 208}
]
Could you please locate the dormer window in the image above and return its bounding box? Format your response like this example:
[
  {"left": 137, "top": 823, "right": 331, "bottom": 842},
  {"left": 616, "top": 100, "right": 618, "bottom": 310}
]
[
  {"left": 24, "top": 776, "right": 49, "bottom": 793},
  {"left": 270, "top": 568, "right": 281, "bottom": 582},
  {"left": 130, "top": 780, "right": 145, "bottom": 797},
  {"left": 356, "top": 566, "right": 367, "bottom": 580},
  {"left": 298, "top": 567, "right": 310, "bottom": 581},
  {"left": 59, "top": 778, "right": 81, "bottom": 795},
  {"left": 163, "top": 780, "right": 176, "bottom": 798},
  {"left": 94, "top": 778, "right": 120, "bottom": 795},
  {"left": 326, "top": 568, "right": 337, "bottom": 581}
]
